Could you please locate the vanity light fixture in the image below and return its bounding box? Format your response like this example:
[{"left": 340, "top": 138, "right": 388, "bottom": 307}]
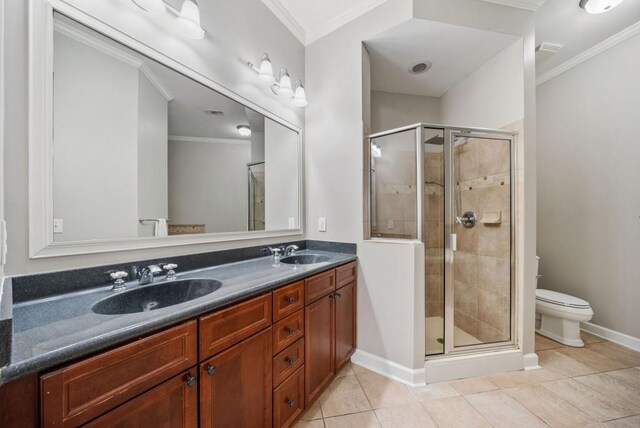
[
  {"left": 237, "top": 125, "right": 251, "bottom": 137},
  {"left": 247, "top": 53, "right": 308, "bottom": 108},
  {"left": 579, "top": 0, "right": 624, "bottom": 13},
  {"left": 130, "top": 0, "right": 205, "bottom": 39}
]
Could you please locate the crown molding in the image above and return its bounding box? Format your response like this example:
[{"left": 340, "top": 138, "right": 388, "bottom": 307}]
[
  {"left": 307, "top": 0, "right": 388, "bottom": 45},
  {"left": 537, "top": 20, "right": 640, "bottom": 86},
  {"left": 479, "top": 0, "right": 546, "bottom": 11},
  {"left": 168, "top": 135, "right": 251, "bottom": 145},
  {"left": 54, "top": 20, "right": 174, "bottom": 101},
  {"left": 260, "top": 0, "right": 306, "bottom": 45}
]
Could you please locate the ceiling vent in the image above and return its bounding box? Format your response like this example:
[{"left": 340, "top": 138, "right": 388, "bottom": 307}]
[
  {"left": 535, "top": 42, "right": 563, "bottom": 61},
  {"left": 408, "top": 61, "right": 432, "bottom": 74},
  {"left": 203, "top": 109, "right": 224, "bottom": 116}
]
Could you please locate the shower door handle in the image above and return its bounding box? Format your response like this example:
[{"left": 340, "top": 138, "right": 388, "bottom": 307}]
[{"left": 451, "top": 233, "right": 457, "bottom": 252}]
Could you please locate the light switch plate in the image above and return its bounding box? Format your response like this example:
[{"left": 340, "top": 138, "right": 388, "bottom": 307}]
[
  {"left": 288, "top": 217, "right": 295, "bottom": 229},
  {"left": 0, "top": 220, "right": 6, "bottom": 266},
  {"left": 318, "top": 217, "right": 327, "bottom": 232},
  {"left": 53, "top": 218, "right": 64, "bottom": 234}
]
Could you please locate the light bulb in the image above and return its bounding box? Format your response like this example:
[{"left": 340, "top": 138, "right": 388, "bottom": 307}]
[
  {"left": 278, "top": 69, "right": 293, "bottom": 97},
  {"left": 178, "top": 0, "right": 205, "bottom": 39},
  {"left": 579, "top": 0, "right": 624, "bottom": 14},
  {"left": 132, "top": 0, "right": 166, "bottom": 14},
  {"left": 237, "top": 125, "right": 251, "bottom": 137},
  {"left": 259, "top": 53, "right": 274, "bottom": 84},
  {"left": 293, "top": 81, "right": 308, "bottom": 107}
]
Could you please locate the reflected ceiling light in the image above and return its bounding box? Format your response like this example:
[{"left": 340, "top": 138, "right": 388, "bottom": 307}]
[
  {"left": 237, "top": 125, "right": 251, "bottom": 137},
  {"left": 371, "top": 143, "right": 383, "bottom": 159},
  {"left": 247, "top": 54, "right": 308, "bottom": 108},
  {"left": 132, "top": 0, "right": 166, "bottom": 14},
  {"left": 293, "top": 81, "right": 308, "bottom": 108},
  {"left": 178, "top": 0, "right": 206, "bottom": 39},
  {"left": 579, "top": 0, "right": 624, "bottom": 13}
]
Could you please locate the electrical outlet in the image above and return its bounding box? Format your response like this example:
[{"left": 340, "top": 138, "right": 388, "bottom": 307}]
[
  {"left": 53, "top": 218, "right": 64, "bottom": 234},
  {"left": 288, "top": 217, "right": 295, "bottom": 229},
  {"left": 318, "top": 217, "right": 327, "bottom": 232},
  {"left": 0, "top": 220, "right": 6, "bottom": 266}
]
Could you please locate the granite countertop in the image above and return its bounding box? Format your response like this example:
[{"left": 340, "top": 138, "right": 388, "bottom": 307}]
[{"left": 0, "top": 250, "right": 356, "bottom": 384}]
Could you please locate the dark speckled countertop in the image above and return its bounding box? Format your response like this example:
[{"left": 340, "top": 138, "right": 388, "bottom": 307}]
[{"left": 0, "top": 250, "right": 356, "bottom": 384}]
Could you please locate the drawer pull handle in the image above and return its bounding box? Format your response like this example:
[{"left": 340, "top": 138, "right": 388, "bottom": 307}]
[
  {"left": 286, "top": 399, "right": 295, "bottom": 407},
  {"left": 286, "top": 296, "right": 295, "bottom": 304},
  {"left": 206, "top": 364, "right": 217, "bottom": 376},
  {"left": 285, "top": 327, "right": 296, "bottom": 335},
  {"left": 335, "top": 292, "right": 342, "bottom": 298},
  {"left": 185, "top": 374, "right": 197, "bottom": 387},
  {"left": 285, "top": 356, "right": 296, "bottom": 366}
]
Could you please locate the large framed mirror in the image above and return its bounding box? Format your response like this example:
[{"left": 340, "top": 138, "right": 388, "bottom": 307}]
[{"left": 29, "top": 2, "right": 303, "bottom": 258}]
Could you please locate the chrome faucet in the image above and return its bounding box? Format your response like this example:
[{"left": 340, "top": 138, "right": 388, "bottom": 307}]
[
  {"left": 284, "top": 245, "right": 299, "bottom": 256},
  {"left": 138, "top": 264, "right": 162, "bottom": 285}
]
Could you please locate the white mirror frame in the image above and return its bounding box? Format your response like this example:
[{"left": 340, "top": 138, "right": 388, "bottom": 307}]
[{"left": 28, "top": 0, "right": 304, "bottom": 258}]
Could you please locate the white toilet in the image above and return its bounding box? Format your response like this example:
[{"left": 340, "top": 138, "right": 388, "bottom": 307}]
[{"left": 535, "top": 257, "right": 594, "bottom": 347}]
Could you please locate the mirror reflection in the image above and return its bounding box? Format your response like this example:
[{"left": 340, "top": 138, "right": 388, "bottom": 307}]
[{"left": 52, "top": 13, "right": 300, "bottom": 242}]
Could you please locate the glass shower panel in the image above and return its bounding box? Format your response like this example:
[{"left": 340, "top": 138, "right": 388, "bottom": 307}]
[
  {"left": 370, "top": 129, "right": 418, "bottom": 239},
  {"left": 423, "top": 128, "right": 445, "bottom": 356},
  {"left": 247, "top": 161, "right": 265, "bottom": 231},
  {"left": 452, "top": 135, "right": 512, "bottom": 348}
]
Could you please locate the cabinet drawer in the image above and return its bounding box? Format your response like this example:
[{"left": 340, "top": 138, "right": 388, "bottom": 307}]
[
  {"left": 305, "top": 270, "right": 335, "bottom": 304},
  {"left": 273, "top": 338, "right": 304, "bottom": 388},
  {"left": 336, "top": 262, "right": 357, "bottom": 288},
  {"left": 40, "top": 321, "right": 197, "bottom": 428},
  {"left": 200, "top": 293, "right": 272, "bottom": 360},
  {"left": 273, "top": 366, "right": 305, "bottom": 428},
  {"left": 83, "top": 370, "right": 198, "bottom": 428},
  {"left": 273, "top": 281, "right": 304, "bottom": 322},
  {"left": 273, "top": 310, "right": 304, "bottom": 355}
]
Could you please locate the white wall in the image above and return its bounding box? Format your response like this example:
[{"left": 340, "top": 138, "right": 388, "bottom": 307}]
[
  {"left": 264, "top": 118, "right": 299, "bottom": 229},
  {"left": 3, "top": 0, "right": 304, "bottom": 275},
  {"left": 441, "top": 40, "right": 524, "bottom": 129},
  {"left": 137, "top": 73, "right": 169, "bottom": 238},
  {"left": 168, "top": 140, "right": 250, "bottom": 234},
  {"left": 371, "top": 91, "right": 441, "bottom": 133},
  {"left": 537, "top": 34, "right": 640, "bottom": 339},
  {"left": 52, "top": 32, "right": 139, "bottom": 242}
]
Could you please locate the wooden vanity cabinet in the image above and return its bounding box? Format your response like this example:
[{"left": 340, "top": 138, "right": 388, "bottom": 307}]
[
  {"left": 335, "top": 280, "right": 357, "bottom": 369},
  {"left": 304, "top": 292, "right": 335, "bottom": 403}
]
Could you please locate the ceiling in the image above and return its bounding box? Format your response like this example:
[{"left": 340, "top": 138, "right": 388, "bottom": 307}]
[
  {"left": 365, "top": 19, "right": 519, "bottom": 97},
  {"left": 535, "top": 0, "right": 640, "bottom": 77}
]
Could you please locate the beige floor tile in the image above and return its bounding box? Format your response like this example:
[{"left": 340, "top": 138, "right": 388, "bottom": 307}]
[
  {"left": 574, "top": 373, "right": 640, "bottom": 413},
  {"left": 465, "top": 390, "right": 547, "bottom": 428},
  {"left": 351, "top": 363, "right": 374, "bottom": 375},
  {"left": 357, "top": 371, "right": 417, "bottom": 409},
  {"left": 336, "top": 363, "right": 355, "bottom": 377},
  {"left": 323, "top": 411, "right": 381, "bottom": 428},
  {"left": 536, "top": 333, "right": 564, "bottom": 350},
  {"left": 319, "top": 373, "right": 372, "bottom": 417},
  {"left": 604, "top": 368, "right": 640, "bottom": 390},
  {"left": 421, "top": 396, "right": 491, "bottom": 428},
  {"left": 294, "top": 420, "right": 325, "bottom": 428},
  {"left": 487, "top": 367, "right": 566, "bottom": 389},
  {"left": 581, "top": 331, "right": 605, "bottom": 344},
  {"left": 374, "top": 403, "right": 438, "bottom": 428},
  {"left": 541, "top": 378, "right": 635, "bottom": 422},
  {"left": 556, "top": 347, "right": 629, "bottom": 372},
  {"left": 449, "top": 377, "right": 498, "bottom": 395},
  {"left": 604, "top": 415, "right": 640, "bottom": 427},
  {"left": 504, "top": 384, "right": 593, "bottom": 427},
  {"left": 538, "top": 349, "right": 598, "bottom": 377},
  {"left": 300, "top": 400, "right": 323, "bottom": 421},
  {"left": 411, "top": 382, "right": 460, "bottom": 402},
  {"left": 586, "top": 342, "right": 640, "bottom": 368}
]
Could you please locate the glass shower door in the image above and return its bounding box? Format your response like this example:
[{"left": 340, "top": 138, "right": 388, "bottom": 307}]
[{"left": 449, "top": 132, "right": 514, "bottom": 350}]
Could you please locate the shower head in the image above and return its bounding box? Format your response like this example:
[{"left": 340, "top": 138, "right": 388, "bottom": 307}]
[{"left": 425, "top": 135, "right": 444, "bottom": 145}]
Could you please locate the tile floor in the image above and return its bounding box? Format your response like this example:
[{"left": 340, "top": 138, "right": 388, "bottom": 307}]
[{"left": 296, "top": 332, "right": 640, "bottom": 427}]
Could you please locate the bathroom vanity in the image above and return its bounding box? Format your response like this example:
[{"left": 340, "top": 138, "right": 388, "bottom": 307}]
[{"left": 0, "top": 251, "right": 356, "bottom": 428}]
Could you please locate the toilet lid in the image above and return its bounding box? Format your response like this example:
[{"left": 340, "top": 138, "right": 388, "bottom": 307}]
[{"left": 536, "top": 289, "right": 591, "bottom": 309}]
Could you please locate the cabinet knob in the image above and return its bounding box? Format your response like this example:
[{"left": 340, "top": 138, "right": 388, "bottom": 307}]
[
  {"left": 285, "top": 326, "right": 296, "bottom": 335},
  {"left": 206, "top": 364, "right": 217, "bottom": 376},
  {"left": 286, "top": 399, "right": 295, "bottom": 408},
  {"left": 286, "top": 296, "right": 295, "bottom": 304},
  {"left": 335, "top": 292, "right": 342, "bottom": 298},
  {"left": 185, "top": 374, "right": 197, "bottom": 387},
  {"left": 285, "top": 356, "right": 296, "bottom": 366}
]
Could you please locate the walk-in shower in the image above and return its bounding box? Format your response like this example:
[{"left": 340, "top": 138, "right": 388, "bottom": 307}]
[
  {"left": 247, "top": 161, "right": 265, "bottom": 231},
  {"left": 367, "top": 124, "right": 516, "bottom": 358}
]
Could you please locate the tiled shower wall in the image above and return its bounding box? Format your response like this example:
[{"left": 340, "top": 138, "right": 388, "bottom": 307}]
[{"left": 425, "top": 150, "right": 444, "bottom": 319}]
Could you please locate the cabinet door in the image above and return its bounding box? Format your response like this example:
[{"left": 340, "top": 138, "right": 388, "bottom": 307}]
[
  {"left": 304, "top": 294, "right": 335, "bottom": 403},
  {"left": 84, "top": 370, "right": 198, "bottom": 428},
  {"left": 335, "top": 281, "right": 357, "bottom": 369},
  {"left": 200, "top": 328, "right": 272, "bottom": 428}
]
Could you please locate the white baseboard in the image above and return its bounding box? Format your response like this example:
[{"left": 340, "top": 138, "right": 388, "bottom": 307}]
[
  {"left": 581, "top": 322, "right": 640, "bottom": 352},
  {"left": 350, "top": 349, "right": 426, "bottom": 387},
  {"left": 523, "top": 352, "right": 540, "bottom": 370},
  {"left": 424, "top": 349, "right": 524, "bottom": 383}
]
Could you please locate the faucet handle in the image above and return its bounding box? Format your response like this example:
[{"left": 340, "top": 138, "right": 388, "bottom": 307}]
[
  {"left": 108, "top": 271, "right": 128, "bottom": 292},
  {"left": 162, "top": 263, "right": 178, "bottom": 280}
]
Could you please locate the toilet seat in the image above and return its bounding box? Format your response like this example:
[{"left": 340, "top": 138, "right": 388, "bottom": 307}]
[{"left": 536, "top": 289, "right": 591, "bottom": 309}]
